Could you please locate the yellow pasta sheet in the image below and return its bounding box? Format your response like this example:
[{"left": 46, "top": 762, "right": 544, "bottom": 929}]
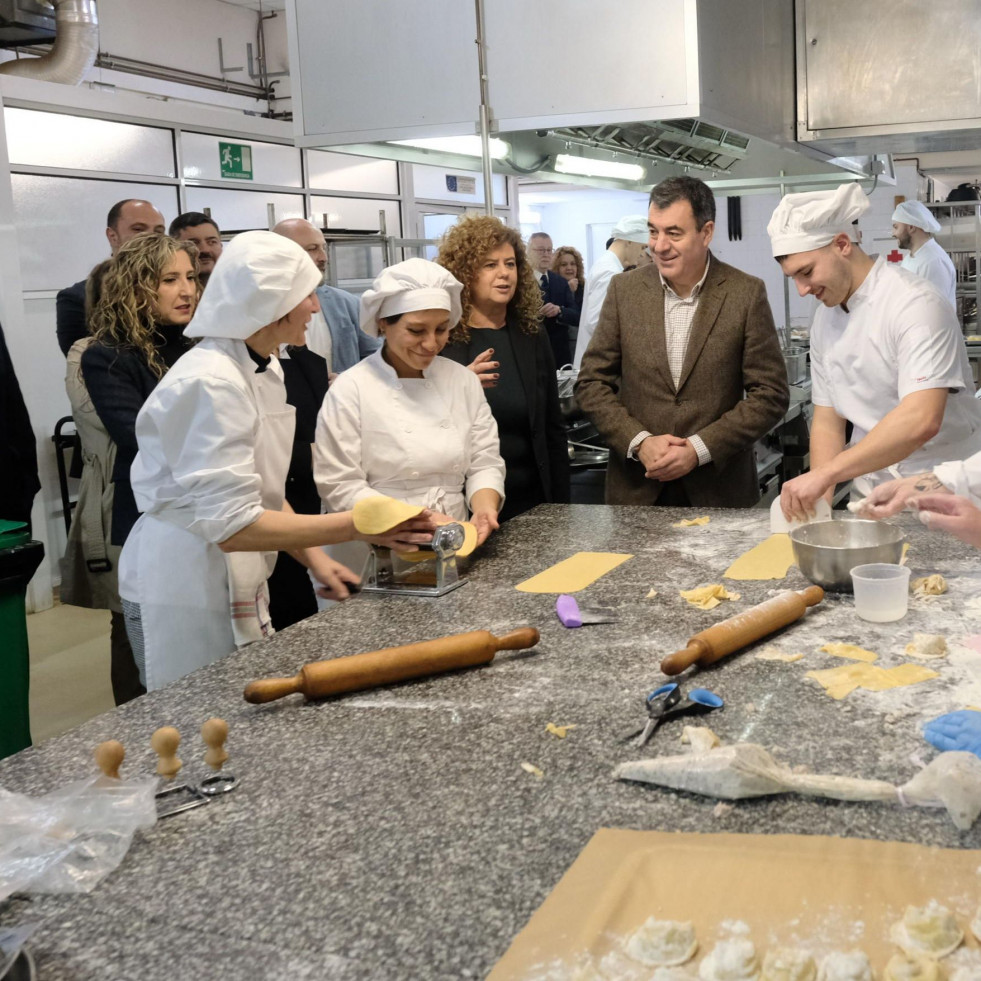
[
  {"left": 515, "top": 552, "right": 633, "bottom": 594},
  {"left": 724, "top": 534, "right": 796, "bottom": 581},
  {"left": 673, "top": 516, "right": 710, "bottom": 527},
  {"left": 487, "top": 830, "right": 981, "bottom": 980},
  {"left": 679, "top": 584, "right": 740, "bottom": 610},
  {"left": 805, "top": 662, "right": 939, "bottom": 700},
  {"left": 820, "top": 642, "right": 878, "bottom": 663}
]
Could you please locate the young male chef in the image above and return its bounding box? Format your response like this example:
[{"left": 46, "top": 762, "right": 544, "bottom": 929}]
[{"left": 769, "top": 182, "right": 981, "bottom": 521}]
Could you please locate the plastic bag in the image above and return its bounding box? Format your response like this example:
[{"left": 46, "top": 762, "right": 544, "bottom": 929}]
[
  {"left": 0, "top": 775, "right": 157, "bottom": 900},
  {"left": 556, "top": 365, "right": 578, "bottom": 400}
]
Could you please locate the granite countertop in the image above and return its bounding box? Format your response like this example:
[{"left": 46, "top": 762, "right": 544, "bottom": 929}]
[{"left": 3, "top": 504, "right": 981, "bottom": 979}]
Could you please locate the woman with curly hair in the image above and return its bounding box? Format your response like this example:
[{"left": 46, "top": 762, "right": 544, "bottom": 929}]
[
  {"left": 72, "top": 234, "right": 198, "bottom": 701},
  {"left": 437, "top": 215, "right": 569, "bottom": 522},
  {"left": 81, "top": 234, "right": 200, "bottom": 551},
  {"left": 552, "top": 245, "right": 585, "bottom": 312}
]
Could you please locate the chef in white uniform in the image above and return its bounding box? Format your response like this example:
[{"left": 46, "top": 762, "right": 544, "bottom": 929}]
[
  {"left": 857, "top": 448, "right": 981, "bottom": 515},
  {"left": 892, "top": 200, "right": 957, "bottom": 309},
  {"left": 119, "top": 232, "right": 436, "bottom": 690},
  {"left": 314, "top": 258, "right": 505, "bottom": 542},
  {"left": 571, "top": 215, "right": 650, "bottom": 369},
  {"left": 768, "top": 183, "right": 981, "bottom": 522}
]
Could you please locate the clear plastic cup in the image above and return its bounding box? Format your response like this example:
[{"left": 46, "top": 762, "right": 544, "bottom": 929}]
[{"left": 850, "top": 563, "right": 911, "bottom": 622}]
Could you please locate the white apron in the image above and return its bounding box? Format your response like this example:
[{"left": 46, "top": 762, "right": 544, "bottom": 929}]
[{"left": 122, "top": 355, "right": 294, "bottom": 690}]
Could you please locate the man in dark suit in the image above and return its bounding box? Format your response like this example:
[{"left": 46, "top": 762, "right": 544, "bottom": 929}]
[
  {"left": 0, "top": 321, "right": 40, "bottom": 530},
  {"left": 527, "top": 232, "right": 579, "bottom": 368},
  {"left": 575, "top": 176, "right": 789, "bottom": 508},
  {"left": 56, "top": 199, "right": 166, "bottom": 355}
]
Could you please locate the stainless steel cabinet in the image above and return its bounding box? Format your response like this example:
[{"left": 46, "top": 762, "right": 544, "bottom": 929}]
[{"left": 929, "top": 201, "right": 981, "bottom": 385}]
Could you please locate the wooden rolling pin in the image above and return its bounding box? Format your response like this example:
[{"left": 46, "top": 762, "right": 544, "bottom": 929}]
[
  {"left": 244, "top": 627, "right": 540, "bottom": 704},
  {"left": 660, "top": 586, "right": 824, "bottom": 676}
]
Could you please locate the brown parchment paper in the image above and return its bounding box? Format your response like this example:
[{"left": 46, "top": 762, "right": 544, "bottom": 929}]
[{"left": 487, "top": 829, "right": 981, "bottom": 980}]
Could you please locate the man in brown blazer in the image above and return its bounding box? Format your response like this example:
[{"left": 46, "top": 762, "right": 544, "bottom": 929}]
[{"left": 575, "top": 176, "right": 789, "bottom": 508}]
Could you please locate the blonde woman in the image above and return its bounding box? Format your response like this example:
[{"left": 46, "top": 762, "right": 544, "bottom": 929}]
[
  {"left": 437, "top": 215, "right": 569, "bottom": 521},
  {"left": 552, "top": 245, "right": 585, "bottom": 312},
  {"left": 73, "top": 234, "right": 199, "bottom": 701},
  {"left": 81, "top": 234, "right": 201, "bottom": 550}
]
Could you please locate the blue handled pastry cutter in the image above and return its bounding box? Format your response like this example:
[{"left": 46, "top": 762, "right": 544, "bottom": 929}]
[{"left": 624, "top": 683, "right": 724, "bottom": 748}]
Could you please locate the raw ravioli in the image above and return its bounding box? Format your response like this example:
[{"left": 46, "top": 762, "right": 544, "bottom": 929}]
[
  {"left": 625, "top": 917, "right": 698, "bottom": 967},
  {"left": 890, "top": 901, "right": 963, "bottom": 958},
  {"left": 883, "top": 951, "right": 943, "bottom": 981},
  {"left": 699, "top": 939, "right": 760, "bottom": 981},
  {"left": 817, "top": 951, "right": 873, "bottom": 981},
  {"left": 761, "top": 948, "right": 816, "bottom": 981}
]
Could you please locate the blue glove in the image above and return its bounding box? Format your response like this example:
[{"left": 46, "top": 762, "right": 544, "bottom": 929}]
[{"left": 923, "top": 710, "right": 981, "bottom": 757}]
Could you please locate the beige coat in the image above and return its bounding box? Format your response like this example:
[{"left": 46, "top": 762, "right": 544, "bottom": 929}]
[
  {"left": 61, "top": 337, "right": 121, "bottom": 611},
  {"left": 575, "top": 255, "right": 789, "bottom": 508}
]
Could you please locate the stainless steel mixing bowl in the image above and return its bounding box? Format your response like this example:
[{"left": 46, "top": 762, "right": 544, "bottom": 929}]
[{"left": 789, "top": 519, "right": 906, "bottom": 592}]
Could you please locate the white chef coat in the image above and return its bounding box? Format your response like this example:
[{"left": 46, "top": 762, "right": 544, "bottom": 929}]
[
  {"left": 119, "top": 336, "right": 293, "bottom": 690},
  {"left": 314, "top": 348, "right": 505, "bottom": 520},
  {"left": 572, "top": 250, "right": 624, "bottom": 369},
  {"left": 901, "top": 237, "right": 957, "bottom": 309},
  {"left": 934, "top": 451, "right": 981, "bottom": 506},
  {"left": 810, "top": 257, "right": 981, "bottom": 492}
]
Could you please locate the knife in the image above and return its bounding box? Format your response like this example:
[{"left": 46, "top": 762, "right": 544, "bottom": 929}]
[{"left": 556, "top": 594, "right": 617, "bottom": 628}]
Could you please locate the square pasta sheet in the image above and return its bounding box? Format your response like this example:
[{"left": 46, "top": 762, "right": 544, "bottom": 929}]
[{"left": 488, "top": 829, "right": 981, "bottom": 980}]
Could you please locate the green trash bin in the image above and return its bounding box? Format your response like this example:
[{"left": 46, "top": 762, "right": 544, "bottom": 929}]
[{"left": 0, "top": 519, "right": 44, "bottom": 760}]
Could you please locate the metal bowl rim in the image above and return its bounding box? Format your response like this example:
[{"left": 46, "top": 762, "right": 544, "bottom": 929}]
[{"left": 789, "top": 518, "right": 906, "bottom": 550}]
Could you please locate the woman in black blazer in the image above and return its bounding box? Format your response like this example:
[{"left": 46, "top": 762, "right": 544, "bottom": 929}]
[
  {"left": 82, "top": 234, "right": 199, "bottom": 546},
  {"left": 436, "top": 215, "right": 570, "bottom": 522},
  {"left": 552, "top": 245, "right": 585, "bottom": 312}
]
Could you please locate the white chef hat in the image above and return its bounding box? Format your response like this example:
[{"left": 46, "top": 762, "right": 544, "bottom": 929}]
[
  {"left": 359, "top": 258, "right": 463, "bottom": 337},
  {"left": 892, "top": 200, "right": 942, "bottom": 234},
  {"left": 767, "top": 182, "right": 870, "bottom": 258},
  {"left": 611, "top": 214, "right": 650, "bottom": 244},
  {"left": 184, "top": 230, "right": 322, "bottom": 340}
]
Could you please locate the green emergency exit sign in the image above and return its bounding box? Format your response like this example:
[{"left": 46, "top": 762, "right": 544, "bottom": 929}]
[{"left": 219, "top": 141, "right": 253, "bottom": 180}]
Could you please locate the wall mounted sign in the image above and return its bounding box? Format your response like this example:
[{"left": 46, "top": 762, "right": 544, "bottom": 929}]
[
  {"left": 445, "top": 174, "right": 476, "bottom": 194},
  {"left": 219, "top": 142, "right": 253, "bottom": 180}
]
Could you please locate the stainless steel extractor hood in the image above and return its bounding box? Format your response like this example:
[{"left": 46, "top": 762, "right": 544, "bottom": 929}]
[
  {"left": 286, "top": 0, "right": 882, "bottom": 194},
  {"left": 796, "top": 0, "right": 981, "bottom": 157}
]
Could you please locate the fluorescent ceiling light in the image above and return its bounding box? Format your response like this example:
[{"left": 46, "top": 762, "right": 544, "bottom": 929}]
[
  {"left": 554, "top": 153, "right": 645, "bottom": 182},
  {"left": 389, "top": 136, "right": 509, "bottom": 159}
]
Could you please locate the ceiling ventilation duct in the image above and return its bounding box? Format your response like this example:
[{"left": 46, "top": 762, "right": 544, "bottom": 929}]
[{"left": 0, "top": 0, "right": 98, "bottom": 86}]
